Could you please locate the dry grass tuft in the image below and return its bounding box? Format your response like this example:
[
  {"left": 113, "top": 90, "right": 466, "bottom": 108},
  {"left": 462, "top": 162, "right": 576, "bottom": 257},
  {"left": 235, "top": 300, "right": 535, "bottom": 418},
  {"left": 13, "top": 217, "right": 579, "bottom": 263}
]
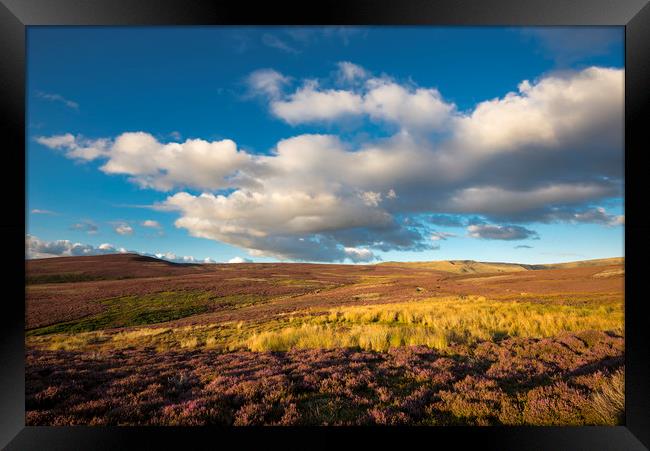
[{"left": 590, "top": 368, "right": 625, "bottom": 425}]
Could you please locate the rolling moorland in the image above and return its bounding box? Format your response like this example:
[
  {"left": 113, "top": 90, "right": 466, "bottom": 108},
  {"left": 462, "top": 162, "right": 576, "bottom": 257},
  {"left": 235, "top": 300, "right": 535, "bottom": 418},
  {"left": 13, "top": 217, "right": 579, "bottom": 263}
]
[{"left": 25, "top": 254, "right": 624, "bottom": 426}]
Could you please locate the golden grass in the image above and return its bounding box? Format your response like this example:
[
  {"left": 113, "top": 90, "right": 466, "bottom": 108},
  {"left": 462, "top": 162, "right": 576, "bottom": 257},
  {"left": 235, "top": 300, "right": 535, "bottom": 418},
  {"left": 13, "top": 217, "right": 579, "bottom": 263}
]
[
  {"left": 242, "top": 295, "right": 623, "bottom": 352},
  {"left": 244, "top": 323, "right": 449, "bottom": 352},
  {"left": 592, "top": 268, "right": 625, "bottom": 279},
  {"left": 590, "top": 368, "right": 625, "bottom": 425},
  {"left": 27, "top": 295, "right": 623, "bottom": 353}
]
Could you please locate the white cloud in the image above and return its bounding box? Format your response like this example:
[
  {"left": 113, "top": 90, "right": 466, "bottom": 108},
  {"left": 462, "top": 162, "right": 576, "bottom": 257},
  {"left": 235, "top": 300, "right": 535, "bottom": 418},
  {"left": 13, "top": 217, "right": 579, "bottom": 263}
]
[
  {"left": 362, "top": 81, "right": 454, "bottom": 130},
  {"left": 271, "top": 82, "right": 364, "bottom": 125},
  {"left": 26, "top": 234, "right": 217, "bottom": 263},
  {"left": 98, "top": 243, "right": 122, "bottom": 252},
  {"left": 153, "top": 253, "right": 219, "bottom": 264},
  {"left": 337, "top": 61, "right": 368, "bottom": 83},
  {"left": 246, "top": 69, "right": 291, "bottom": 99},
  {"left": 113, "top": 222, "right": 134, "bottom": 235},
  {"left": 38, "top": 132, "right": 252, "bottom": 191},
  {"left": 228, "top": 256, "right": 252, "bottom": 263},
  {"left": 36, "top": 133, "right": 76, "bottom": 148},
  {"left": 36, "top": 133, "right": 111, "bottom": 161},
  {"left": 343, "top": 247, "right": 376, "bottom": 263},
  {"left": 26, "top": 235, "right": 124, "bottom": 259},
  {"left": 101, "top": 133, "right": 247, "bottom": 191},
  {"left": 31, "top": 209, "right": 57, "bottom": 215},
  {"left": 38, "top": 66, "right": 623, "bottom": 262},
  {"left": 36, "top": 91, "right": 79, "bottom": 109},
  {"left": 266, "top": 66, "right": 455, "bottom": 130},
  {"left": 141, "top": 219, "right": 161, "bottom": 228},
  {"left": 451, "top": 67, "right": 623, "bottom": 156},
  {"left": 359, "top": 191, "right": 382, "bottom": 207}
]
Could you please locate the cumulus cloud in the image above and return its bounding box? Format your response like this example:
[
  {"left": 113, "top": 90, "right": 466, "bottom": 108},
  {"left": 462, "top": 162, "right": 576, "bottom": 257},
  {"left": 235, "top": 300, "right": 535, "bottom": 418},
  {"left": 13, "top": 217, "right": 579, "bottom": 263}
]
[
  {"left": 467, "top": 224, "right": 539, "bottom": 241},
  {"left": 26, "top": 235, "right": 127, "bottom": 259},
  {"left": 266, "top": 68, "right": 455, "bottom": 130},
  {"left": 113, "top": 222, "right": 134, "bottom": 235},
  {"left": 343, "top": 247, "right": 376, "bottom": 263},
  {"left": 362, "top": 80, "right": 454, "bottom": 130},
  {"left": 228, "top": 256, "right": 253, "bottom": 263},
  {"left": 38, "top": 132, "right": 252, "bottom": 191},
  {"left": 26, "top": 234, "right": 217, "bottom": 263},
  {"left": 69, "top": 220, "right": 99, "bottom": 235},
  {"left": 159, "top": 187, "right": 395, "bottom": 262},
  {"left": 451, "top": 67, "right": 623, "bottom": 160},
  {"left": 37, "top": 65, "right": 623, "bottom": 262},
  {"left": 153, "top": 252, "right": 216, "bottom": 264},
  {"left": 36, "top": 133, "right": 110, "bottom": 161},
  {"left": 271, "top": 82, "right": 364, "bottom": 125}
]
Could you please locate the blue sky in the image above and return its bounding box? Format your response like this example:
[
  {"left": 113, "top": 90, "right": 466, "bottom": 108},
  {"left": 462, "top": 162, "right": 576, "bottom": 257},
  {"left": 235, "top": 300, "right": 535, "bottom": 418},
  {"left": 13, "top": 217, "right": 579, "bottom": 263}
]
[{"left": 26, "top": 26, "right": 624, "bottom": 264}]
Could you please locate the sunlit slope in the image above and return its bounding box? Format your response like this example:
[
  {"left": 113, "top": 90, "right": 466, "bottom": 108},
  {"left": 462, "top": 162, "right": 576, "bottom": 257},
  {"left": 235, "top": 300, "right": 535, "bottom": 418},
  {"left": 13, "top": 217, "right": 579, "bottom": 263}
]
[
  {"left": 377, "top": 260, "right": 532, "bottom": 273},
  {"left": 538, "top": 257, "right": 624, "bottom": 270},
  {"left": 378, "top": 257, "right": 623, "bottom": 274}
]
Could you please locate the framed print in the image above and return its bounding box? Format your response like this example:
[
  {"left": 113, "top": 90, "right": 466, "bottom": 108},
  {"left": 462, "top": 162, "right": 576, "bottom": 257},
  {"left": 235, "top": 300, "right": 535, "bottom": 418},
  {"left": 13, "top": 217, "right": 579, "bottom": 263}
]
[{"left": 1, "top": 0, "right": 649, "bottom": 449}]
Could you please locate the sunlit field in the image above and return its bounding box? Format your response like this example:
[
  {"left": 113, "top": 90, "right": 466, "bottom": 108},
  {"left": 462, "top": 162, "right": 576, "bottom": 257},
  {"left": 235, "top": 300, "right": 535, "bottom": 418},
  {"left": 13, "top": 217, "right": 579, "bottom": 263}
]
[{"left": 25, "top": 255, "right": 624, "bottom": 426}]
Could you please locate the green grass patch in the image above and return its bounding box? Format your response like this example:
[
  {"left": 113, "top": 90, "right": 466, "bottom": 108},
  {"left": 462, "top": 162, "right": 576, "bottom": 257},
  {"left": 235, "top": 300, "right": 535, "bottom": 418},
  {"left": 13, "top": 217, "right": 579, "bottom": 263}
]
[
  {"left": 25, "top": 273, "right": 121, "bottom": 284},
  {"left": 27, "top": 291, "right": 267, "bottom": 336}
]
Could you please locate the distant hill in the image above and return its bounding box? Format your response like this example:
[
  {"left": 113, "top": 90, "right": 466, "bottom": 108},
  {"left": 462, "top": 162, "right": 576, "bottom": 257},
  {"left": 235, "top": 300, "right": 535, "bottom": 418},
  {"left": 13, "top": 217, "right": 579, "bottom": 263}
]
[
  {"left": 26, "top": 253, "right": 208, "bottom": 283},
  {"left": 26, "top": 253, "right": 625, "bottom": 283},
  {"left": 377, "top": 260, "right": 531, "bottom": 274},
  {"left": 378, "top": 257, "right": 623, "bottom": 274},
  {"left": 534, "top": 257, "right": 624, "bottom": 270}
]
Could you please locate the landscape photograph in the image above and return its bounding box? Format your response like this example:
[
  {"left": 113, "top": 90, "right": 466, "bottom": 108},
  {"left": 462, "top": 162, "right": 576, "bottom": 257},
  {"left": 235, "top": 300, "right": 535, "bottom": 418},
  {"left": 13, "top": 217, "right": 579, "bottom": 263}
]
[{"left": 25, "top": 26, "right": 624, "bottom": 426}]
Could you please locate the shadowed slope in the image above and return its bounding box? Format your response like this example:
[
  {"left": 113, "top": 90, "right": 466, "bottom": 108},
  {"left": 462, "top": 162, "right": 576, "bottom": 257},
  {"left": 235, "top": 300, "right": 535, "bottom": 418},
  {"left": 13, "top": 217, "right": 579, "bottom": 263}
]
[{"left": 26, "top": 253, "right": 208, "bottom": 283}]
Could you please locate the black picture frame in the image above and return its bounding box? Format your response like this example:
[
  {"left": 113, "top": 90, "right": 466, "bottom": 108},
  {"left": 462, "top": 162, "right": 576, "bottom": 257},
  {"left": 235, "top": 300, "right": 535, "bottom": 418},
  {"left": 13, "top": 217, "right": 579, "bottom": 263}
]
[{"left": 1, "top": 0, "right": 648, "bottom": 449}]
